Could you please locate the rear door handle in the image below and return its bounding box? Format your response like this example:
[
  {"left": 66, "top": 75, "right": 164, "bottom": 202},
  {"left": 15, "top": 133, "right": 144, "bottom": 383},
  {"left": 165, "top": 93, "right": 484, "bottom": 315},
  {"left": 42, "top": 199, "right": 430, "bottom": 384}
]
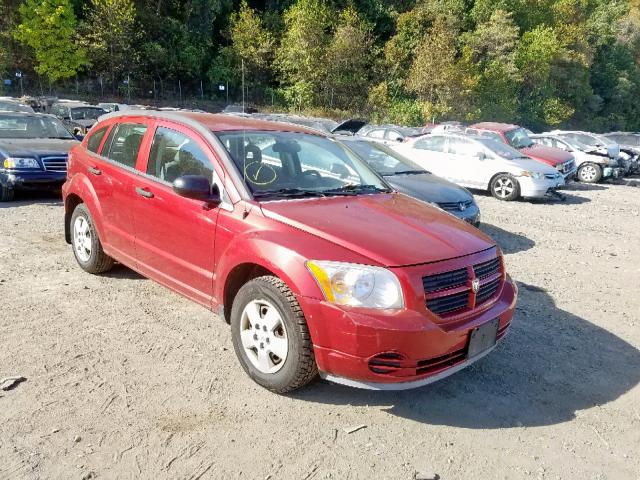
[
  {"left": 88, "top": 166, "right": 102, "bottom": 175},
  {"left": 135, "top": 186, "right": 154, "bottom": 199}
]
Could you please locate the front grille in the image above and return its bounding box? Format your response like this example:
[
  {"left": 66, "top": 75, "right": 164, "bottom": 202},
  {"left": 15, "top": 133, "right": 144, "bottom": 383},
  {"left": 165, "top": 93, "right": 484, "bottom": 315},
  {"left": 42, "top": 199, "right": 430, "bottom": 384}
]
[
  {"left": 557, "top": 160, "right": 575, "bottom": 173},
  {"left": 41, "top": 156, "right": 67, "bottom": 172},
  {"left": 477, "top": 277, "right": 501, "bottom": 304},
  {"left": 422, "top": 268, "right": 468, "bottom": 293},
  {"left": 474, "top": 257, "right": 500, "bottom": 279},
  {"left": 423, "top": 255, "right": 503, "bottom": 318},
  {"left": 426, "top": 290, "right": 470, "bottom": 315},
  {"left": 437, "top": 200, "right": 473, "bottom": 212}
]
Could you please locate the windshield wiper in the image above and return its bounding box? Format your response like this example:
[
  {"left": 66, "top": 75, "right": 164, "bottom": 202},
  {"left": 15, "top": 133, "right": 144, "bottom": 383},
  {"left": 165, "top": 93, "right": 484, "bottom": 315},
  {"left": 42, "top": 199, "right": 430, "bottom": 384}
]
[
  {"left": 253, "top": 188, "right": 328, "bottom": 199},
  {"left": 323, "top": 184, "right": 392, "bottom": 195},
  {"left": 393, "top": 170, "right": 427, "bottom": 175}
]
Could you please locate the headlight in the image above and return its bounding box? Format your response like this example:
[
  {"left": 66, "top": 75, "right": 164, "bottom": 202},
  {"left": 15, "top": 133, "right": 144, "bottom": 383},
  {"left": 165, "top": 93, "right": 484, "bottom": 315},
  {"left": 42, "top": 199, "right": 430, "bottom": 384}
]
[
  {"left": 520, "top": 171, "right": 545, "bottom": 179},
  {"left": 306, "top": 260, "right": 404, "bottom": 309},
  {"left": 3, "top": 157, "right": 40, "bottom": 169}
]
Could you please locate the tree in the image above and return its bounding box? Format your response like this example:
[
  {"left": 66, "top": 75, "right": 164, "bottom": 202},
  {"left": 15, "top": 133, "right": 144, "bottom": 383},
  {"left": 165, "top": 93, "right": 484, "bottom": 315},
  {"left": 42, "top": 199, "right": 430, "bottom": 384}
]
[
  {"left": 325, "top": 7, "right": 376, "bottom": 109},
  {"left": 13, "top": 0, "right": 87, "bottom": 82},
  {"left": 406, "top": 16, "right": 468, "bottom": 120},
  {"left": 82, "top": 0, "right": 136, "bottom": 90},
  {"left": 276, "top": 0, "right": 335, "bottom": 108}
]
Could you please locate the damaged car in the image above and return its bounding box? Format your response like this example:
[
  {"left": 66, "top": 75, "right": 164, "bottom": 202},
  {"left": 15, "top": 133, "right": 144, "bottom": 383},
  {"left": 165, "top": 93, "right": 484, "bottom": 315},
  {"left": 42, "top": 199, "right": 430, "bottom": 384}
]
[
  {"left": 531, "top": 133, "right": 625, "bottom": 183},
  {"left": 392, "top": 133, "right": 564, "bottom": 201}
]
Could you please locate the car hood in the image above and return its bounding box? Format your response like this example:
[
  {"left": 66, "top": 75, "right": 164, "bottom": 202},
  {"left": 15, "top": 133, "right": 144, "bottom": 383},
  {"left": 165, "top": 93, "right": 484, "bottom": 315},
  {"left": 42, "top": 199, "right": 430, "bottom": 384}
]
[
  {"left": 519, "top": 144, "right": 572, "bottom": 165},
  {"left": 0, "top": 138, "right": 77, "bottom": 157},
  {"left": 384, "top": 173, "right": 474, "bottom": 204},
  {"left": 260, "top": 193, "right": 494, "bottom": 267}
]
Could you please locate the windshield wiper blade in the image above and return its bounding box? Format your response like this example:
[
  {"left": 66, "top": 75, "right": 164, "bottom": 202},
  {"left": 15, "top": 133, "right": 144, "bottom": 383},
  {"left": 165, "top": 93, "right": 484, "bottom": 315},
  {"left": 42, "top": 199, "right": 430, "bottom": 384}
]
[
  {"left": 323, "top": 184, "right": 392, "bottom": 195},
  {"left": 394, "top": 170, "right": 428, "bottom": 175},
  {"left": 253, "top": 188, "right": 327, "bottom": 199}
]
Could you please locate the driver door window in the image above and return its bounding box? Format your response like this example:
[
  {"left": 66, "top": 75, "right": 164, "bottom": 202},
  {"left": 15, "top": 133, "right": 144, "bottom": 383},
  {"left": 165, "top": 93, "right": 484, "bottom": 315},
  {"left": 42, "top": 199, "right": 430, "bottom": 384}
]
[{"left": 146, "top": 127, "right": 213, "bottom": 183}]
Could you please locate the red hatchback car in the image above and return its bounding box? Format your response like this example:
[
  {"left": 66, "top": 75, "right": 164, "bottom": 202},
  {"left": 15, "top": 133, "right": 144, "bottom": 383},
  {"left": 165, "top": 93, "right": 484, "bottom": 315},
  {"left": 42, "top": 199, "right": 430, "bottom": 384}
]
[
  {"left": 468, "top": 122, "right": 577, "bottom": 180},
  {"left": 62, "top": 111, "right": 517, "bottom": 393}
]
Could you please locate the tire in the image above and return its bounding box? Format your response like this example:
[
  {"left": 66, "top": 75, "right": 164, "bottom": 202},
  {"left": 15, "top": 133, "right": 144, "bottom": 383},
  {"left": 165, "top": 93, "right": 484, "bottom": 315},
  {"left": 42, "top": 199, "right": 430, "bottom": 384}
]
[
  {"left": 577, "top": 163, "right": 602, "bottom": 183},
  {"left": 0, "top": 185, "right": 15, "bottom": 202},
  {"left": 490, "top": 174, "right": 520, "bottom": 201},
  {"left": 230, "top": 276, "right": 318, "bottom": 393},
  {"left": 70, "top": 203, "right": 114, "bottom": 274}
]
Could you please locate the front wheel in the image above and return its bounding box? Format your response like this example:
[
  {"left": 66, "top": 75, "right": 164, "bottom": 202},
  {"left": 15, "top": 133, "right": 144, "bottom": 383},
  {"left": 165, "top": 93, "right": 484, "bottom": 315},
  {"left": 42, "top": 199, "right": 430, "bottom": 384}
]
[
  {"left": 577, "top": 163, "right": 602, "bottom": 183},
  {"left": 70, "top": 204, "right": 114, "bottom": 274},
  {"left": 230, "top": 276, "right": 318, "bottom": 393},
  {"left": 490, "top": 174, "right": 520, "bottom": 201}
]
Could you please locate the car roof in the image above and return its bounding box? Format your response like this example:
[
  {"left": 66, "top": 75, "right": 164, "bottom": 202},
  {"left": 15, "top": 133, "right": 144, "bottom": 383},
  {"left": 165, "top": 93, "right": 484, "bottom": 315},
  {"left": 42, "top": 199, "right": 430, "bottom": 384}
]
[
  {"left": 0, "top": 111, "right": 55, "bottom": 118},
  {"left": 470, "top": 122, "right": 520, "bottom": 132},
  {"left": 100, "top": 111, "right": 323, "bottom": 135}
]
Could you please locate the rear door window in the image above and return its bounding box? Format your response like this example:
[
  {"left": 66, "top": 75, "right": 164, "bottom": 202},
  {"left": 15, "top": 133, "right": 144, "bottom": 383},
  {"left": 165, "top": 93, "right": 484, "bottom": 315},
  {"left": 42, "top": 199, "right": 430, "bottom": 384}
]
[
  {"left": 447, "top": 138, "right": 476, "bottom": 156},
  {"left": 87, "top": 126, "right": 108, "bottom": 153},
  {"left": 103, "top": 123, "right": 148, "bottom": 168}
]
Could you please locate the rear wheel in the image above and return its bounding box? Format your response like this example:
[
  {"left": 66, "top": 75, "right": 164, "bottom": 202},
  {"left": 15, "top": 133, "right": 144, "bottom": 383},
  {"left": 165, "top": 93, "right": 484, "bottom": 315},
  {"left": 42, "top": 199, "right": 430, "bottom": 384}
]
[
  {"left": 490, "top": 174, "right": 520, "bottom": 201},
  {"left": 0, "top": 185, "right": 14, "bottom": 202},
  {"left": 230, "top": 276, "right": 317, "bottom": 393},
  {"left": 70, "top": 204, "right": 114, "bottom": 274},
  {"left": 577, "top": 163, "right": 602, "bottom": 183}
]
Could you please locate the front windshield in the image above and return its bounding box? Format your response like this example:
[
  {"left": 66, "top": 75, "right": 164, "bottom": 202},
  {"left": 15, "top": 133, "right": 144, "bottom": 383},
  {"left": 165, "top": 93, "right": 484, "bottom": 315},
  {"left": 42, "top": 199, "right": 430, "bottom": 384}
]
[
  {"left": 342, "top": 140, "right": 426, "bottom": 175},
  {"left": 0, "top": 114, "right": 75, "bottom": 139},
  {"left": 70, "top": 107, "right": 106, "bottom": 120},
  {"left": 504, "top": 127, "right": 534, "bottom": 148},
  {"left": 477, "top": 138, "right": 528, "bottom": 160},
  {"left": 215, "top": 130, "right": 389, "bottom": 198}
]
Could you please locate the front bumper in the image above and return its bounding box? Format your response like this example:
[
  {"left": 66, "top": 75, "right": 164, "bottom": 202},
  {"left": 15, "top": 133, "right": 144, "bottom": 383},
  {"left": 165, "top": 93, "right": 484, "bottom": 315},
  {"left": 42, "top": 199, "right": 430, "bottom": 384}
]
[
  {"left": 0, "top": 170, "right": 66, "bottom": 191},
  {"left": 519, "top": 176, "right": 565, "bottom": 198},
  {"left": 301, "top": 277, "right": 517, "bottom": 389},
  {"left": 451, "top": 204, "right": 481, "bottom": 227}
]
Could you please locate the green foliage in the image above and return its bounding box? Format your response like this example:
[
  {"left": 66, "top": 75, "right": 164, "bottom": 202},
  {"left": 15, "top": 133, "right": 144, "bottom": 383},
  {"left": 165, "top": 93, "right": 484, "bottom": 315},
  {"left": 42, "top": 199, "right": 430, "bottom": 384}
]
[
  {"left": 4, "top": 0, "right": 640, "bottom": 131},
  {"left": 14, "top": 0, "right": 87, "bottom": 81}
]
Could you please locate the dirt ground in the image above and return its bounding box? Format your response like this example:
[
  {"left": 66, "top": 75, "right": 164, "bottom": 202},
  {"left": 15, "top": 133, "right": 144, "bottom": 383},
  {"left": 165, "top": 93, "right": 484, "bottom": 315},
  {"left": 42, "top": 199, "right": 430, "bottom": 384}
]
[{"left": 0, "top": 180, "right": 639, "bottom": 480}]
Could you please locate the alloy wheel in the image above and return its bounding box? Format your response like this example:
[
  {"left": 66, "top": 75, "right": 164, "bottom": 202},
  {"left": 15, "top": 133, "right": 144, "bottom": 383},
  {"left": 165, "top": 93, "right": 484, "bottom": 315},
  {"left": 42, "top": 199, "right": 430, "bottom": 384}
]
[
  {"left": 580, "top": 165, "right": 598, "bottom": 182},
  {"left": 494, "top": 177, "right": 515, "bottom": 199}
]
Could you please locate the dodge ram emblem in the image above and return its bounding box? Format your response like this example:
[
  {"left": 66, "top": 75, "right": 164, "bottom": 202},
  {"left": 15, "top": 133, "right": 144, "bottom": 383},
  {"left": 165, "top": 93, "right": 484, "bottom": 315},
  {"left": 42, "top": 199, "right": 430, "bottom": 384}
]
[{"left": 472, "top": 278, "right": 480, "bottom": 293}]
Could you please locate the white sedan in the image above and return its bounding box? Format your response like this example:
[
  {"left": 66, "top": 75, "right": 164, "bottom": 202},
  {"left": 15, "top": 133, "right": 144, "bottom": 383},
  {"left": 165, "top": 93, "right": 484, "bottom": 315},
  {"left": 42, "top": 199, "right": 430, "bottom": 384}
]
[{"left": 392, "top": 133, "right": 564, "bottom": 201}]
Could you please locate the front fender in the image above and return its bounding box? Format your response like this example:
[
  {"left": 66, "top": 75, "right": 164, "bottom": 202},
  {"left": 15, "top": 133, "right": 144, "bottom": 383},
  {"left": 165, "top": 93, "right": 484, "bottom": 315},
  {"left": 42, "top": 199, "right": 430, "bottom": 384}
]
[
  {"left": 214, "top": 225, "right": 375, "bottom": 303},
  {"left": 63, "top": 173, "right": 106, "bottom": 245}
]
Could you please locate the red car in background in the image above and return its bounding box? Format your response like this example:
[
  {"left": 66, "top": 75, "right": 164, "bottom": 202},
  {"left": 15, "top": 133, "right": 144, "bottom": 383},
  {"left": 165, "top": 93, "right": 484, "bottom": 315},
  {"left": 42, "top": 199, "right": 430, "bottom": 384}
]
[
  {"left": 62, "top": 111, "right": 517, "bottom": 393},
  {"left": 468, "top": 122, "right": 577, "bottom": 180}
]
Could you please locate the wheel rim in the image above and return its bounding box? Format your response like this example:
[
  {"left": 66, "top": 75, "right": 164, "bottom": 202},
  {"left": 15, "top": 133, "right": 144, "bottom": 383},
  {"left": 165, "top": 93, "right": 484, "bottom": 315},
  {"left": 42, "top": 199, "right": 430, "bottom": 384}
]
[
  {"left": 494, "top": 177, "right": 514, "bottom": 199},
  {"left": 73, "top": 216, "right": 92, "bottom": 262},
  {"left": 580, "top": 165, "right": 597, "bottom": 181},
  {"left": 239, "top": 299, "right": 289, "bottom": 374}
]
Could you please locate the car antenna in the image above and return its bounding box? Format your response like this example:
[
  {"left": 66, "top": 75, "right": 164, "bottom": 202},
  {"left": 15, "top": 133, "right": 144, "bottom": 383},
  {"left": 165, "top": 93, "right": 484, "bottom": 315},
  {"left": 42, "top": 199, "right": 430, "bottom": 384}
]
[{"left": 241, "top": 58, "right": 249, "bottom": 220}]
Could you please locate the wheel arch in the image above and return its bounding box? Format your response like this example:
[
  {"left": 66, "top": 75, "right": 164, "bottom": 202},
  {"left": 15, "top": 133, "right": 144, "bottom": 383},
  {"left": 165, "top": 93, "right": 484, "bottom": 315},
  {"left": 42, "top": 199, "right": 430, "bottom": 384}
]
[{"left": 222, "top": 262, "right": 278, "bottom": 323}]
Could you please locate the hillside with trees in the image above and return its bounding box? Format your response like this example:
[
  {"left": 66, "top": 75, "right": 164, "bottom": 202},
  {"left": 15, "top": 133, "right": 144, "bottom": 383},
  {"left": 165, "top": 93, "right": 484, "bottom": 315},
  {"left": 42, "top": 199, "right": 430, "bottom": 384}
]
[{"left": 2, "top": 0, "right": 640, "bottom": 131}]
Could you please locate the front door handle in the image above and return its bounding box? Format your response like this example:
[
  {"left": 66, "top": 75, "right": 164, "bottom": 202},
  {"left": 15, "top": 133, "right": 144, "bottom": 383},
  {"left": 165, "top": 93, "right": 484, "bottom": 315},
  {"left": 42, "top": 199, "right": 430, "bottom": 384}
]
[
  {"left": 88, "top": 166, "right": 102, "bottom": 175},
  {"left": 135, "top": 186, "right": 154, "bottom": 199}
]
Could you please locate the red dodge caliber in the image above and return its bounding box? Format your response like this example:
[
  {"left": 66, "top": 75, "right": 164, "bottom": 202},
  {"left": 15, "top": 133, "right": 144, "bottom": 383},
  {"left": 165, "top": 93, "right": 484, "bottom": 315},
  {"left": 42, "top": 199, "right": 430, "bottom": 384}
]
[{"left": 62, "top": 111, "right": 517, "bottom": 393}]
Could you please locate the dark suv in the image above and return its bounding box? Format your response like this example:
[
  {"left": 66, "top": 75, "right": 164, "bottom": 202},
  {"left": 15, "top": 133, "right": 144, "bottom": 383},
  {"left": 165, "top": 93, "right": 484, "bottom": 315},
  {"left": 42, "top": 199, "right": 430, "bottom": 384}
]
[{"left": 50, "top": 102, "right": 107, "bottom": 135}]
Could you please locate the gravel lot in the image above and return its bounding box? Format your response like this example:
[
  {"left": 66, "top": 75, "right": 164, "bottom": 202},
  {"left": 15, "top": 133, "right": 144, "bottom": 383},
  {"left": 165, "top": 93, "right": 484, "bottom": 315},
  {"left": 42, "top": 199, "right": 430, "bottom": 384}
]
[{"left": 1, "top": 181, "right": 639, "bottom": 480}]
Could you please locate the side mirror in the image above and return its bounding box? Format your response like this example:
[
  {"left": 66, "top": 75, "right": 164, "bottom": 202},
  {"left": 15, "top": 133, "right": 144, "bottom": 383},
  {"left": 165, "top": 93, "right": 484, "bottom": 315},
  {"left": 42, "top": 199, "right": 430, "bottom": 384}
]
[
  {"left": 475, "top": 151, "right": 486, "bottom": 160},
  {"left": 173, "top": 175, "right": 221, "bottom": 205}
]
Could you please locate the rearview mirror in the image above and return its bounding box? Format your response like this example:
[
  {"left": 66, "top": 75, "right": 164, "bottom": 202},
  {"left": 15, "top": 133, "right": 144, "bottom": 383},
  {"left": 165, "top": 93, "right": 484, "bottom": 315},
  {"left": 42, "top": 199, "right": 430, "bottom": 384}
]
[{"left": 173, "top": 175, "right": 221, "bottom": 205}]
